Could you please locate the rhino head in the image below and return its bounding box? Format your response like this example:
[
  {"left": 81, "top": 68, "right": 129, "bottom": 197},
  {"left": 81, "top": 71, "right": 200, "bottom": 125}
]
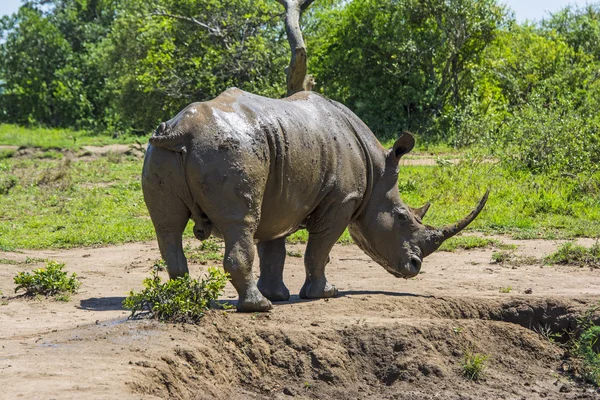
[{"left": 348, "top": 132, "right": 488, "bottom": 278}]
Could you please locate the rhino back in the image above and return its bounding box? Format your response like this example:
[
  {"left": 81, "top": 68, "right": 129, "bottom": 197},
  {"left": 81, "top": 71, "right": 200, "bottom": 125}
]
[{"left": 180, "top": 89, "right": 375, "bottom": 240}]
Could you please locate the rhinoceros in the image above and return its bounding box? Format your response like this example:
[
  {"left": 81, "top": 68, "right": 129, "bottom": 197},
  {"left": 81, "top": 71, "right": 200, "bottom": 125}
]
[{"left": 142, "top": 88, "right": 488, "bottom": 312}]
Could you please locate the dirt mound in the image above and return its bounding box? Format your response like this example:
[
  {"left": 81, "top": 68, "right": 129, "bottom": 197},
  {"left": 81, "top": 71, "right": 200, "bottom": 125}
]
[{"left": 129, "top": 309, "right": 572, "bottom": 400}]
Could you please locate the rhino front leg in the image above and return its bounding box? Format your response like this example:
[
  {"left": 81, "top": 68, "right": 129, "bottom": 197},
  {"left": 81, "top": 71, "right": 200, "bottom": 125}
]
[
  {"left": 257, "top": 237, "right": 290, "bottom": 302},
  {"left": 223, "top": 227, "right": 273, "bottom": 312},
  {"left": 299, "top": 230, "right": 341, "bottom": 299}
]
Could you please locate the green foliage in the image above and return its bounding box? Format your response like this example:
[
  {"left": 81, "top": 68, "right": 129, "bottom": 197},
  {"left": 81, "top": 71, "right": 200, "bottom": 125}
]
[
  {"left": 123, "top": 267, "right": 230, "bottom": 323},
  {"left": 461, "top": 348, "right": 488, "bottom": 381},
  {"left": 568, "top": 304, "right": 600, "bottom": 386},
  {"left": 0, "top": 0, "right": 287, "bottom": 133},
  {"left": 308, "top": 0, "right": 507, "bottom": 140},
  {"left": 575, "top": 325, "right": 600, "bottom": 385},
  {"left": 454, "top": 24, "right": 600, "bottom": 175},
  {"left": 545, "top": 242, "right": 600, "bottom": 267},
  {"left": 14, "top": 260, "right": 81, "bottom": 297},
  {"left": 543, "top": 4, "right": 600, "bottom": 61},
  {"left": 499, "top": 286, "right": 512, "bottom": 293}
]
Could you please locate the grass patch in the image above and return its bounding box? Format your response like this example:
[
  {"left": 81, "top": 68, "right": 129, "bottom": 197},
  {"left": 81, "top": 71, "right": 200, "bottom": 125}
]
[
  {"left": 499, "top": 286, "right": 512, "bottom": 293},
  {"left": 287, "top": 229, "right": 353, "bottom": 245},
  {"left": 0, "top": 157, "right": 157, "bottom": 249},
  {"left": 461, "top": 348, "right": 488, "bottom": 381},
  {"left": 491, "top": 251, "right": 513, "bottom": 264},
  {"left": 439, "top": 235, "right": 515, "bottom": 252},
  {"left": 185, "top": 239, "right": 224, "bottom": 265},
  {"left": 545, "top": 242, "right": 600, "bottom": 268},
  {"left": 123, "top": 267, "right": 230, "bottom": 323},
  {"left": 0, "top": 124, "right": 140, "bottom": 150},
  {"left": 398, "top": 158, "right": 600, "bottom": 239},
  {"left": 1, "top": 154, "right": 599, "bottom": 250},
  {"left": 13, "top": 260, "right": 80, "bottom": 298}
]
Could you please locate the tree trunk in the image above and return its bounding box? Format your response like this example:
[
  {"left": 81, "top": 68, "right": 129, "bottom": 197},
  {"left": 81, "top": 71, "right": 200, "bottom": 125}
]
[{"left": 277, "top": 0, "right": 315, "bottom": 96}]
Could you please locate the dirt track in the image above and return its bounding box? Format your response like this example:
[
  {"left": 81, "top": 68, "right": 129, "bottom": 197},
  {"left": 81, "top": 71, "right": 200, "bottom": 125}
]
[{"left": 1, "top": 236, "right": 600, "bottom": 399}]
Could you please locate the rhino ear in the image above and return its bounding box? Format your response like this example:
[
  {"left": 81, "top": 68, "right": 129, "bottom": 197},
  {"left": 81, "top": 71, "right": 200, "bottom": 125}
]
[{"left": 390, "top": 131, "right": 415, "bottom": 163}]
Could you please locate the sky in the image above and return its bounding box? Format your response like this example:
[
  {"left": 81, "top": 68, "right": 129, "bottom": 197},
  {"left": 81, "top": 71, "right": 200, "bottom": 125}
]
[{"left": 0, "top": 0, "right": 595, "bottom": 21}]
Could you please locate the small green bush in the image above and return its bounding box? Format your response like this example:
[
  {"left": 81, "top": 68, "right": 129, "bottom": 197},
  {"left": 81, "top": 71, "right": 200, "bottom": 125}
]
[
  {"left": 0, "top": 174, "right": 17, "bottom": 195},
  {"left": 462, "top": 348, "right": 488, "bottom": 381},
  {"left": 545, "top": 242, "right": 600, "bottom": 267},
  {"left": 123, "top": 267, "right": 230, "bottom": 323},
  {"left": 14, "top": 260, "right": 81, "bottom": 297},
  {"left": 574, "top": 325, "right": 600, "bottom": 385}
]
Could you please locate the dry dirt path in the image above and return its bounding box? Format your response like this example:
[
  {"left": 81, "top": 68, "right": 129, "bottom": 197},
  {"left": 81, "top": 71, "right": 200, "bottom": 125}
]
[{"left": 1, "top": 237, "right": 600, "bottom": 399}]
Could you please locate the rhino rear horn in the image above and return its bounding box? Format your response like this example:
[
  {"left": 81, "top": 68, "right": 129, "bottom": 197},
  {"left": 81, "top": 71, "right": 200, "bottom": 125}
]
[{"left": 410, "top": 202, "right": 431, "bottom": 220}]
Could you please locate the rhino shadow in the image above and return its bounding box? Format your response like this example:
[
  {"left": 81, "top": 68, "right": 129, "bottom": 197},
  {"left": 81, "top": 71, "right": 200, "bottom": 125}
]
[
  {"left": 225, "top": 291, "right": 432, "bottom": 308},
  {"left": 79, "top": 296, "right": 126, "bottom": 311},
  {"left": 337, "top": 290, "right": 434, "bottom": 299}
]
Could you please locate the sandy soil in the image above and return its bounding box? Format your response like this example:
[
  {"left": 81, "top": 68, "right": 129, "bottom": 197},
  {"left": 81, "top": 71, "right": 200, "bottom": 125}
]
[{"left": 1, "top": 236, "right": 600, "bottom": 399}]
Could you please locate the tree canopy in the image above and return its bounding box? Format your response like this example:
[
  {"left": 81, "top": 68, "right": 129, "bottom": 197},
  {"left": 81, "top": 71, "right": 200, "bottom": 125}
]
[{"left": 1, "top": 0, "right": 600, "bottom": 173}]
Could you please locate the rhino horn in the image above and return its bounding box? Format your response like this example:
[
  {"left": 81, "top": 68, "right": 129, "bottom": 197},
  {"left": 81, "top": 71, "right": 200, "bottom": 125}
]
[
  {"left": 410, "top": 202, "right": 431, "bottom": 220},
  {"left": 420, "top": 189, "right": 489, "bottom": 257}
]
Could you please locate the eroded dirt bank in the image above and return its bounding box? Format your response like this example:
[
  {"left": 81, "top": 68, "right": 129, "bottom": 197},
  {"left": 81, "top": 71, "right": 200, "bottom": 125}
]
[{"left": 1, "top": 238, "right": 600, "bottom": 399}]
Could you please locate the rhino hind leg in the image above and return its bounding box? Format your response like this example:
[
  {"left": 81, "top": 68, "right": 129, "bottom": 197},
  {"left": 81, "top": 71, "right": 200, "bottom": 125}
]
[
  {"left": 223, "top": 226, "right": 272, "bottom": 312},
  {"left": 299, "top": 229, "right": 342, "bottom": 299},
  {"left": 145, "top": 192, "right": 191, "bottom": 279},
  {"left": 257, "top": 237, "right": 290, "bottom": 302}
]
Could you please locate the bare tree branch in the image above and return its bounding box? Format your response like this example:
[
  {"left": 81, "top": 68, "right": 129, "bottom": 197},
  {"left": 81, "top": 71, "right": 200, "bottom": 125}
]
[
  {"left": 276, "top": 0, "right": 315, "bottom": 96},
  {"left": 150, "top": 10, "right": 224, "bottom": 37}
]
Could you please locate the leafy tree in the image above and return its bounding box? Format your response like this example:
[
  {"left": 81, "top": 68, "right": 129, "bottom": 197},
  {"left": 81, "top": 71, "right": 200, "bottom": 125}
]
[
  {"left": 103, "top": 0, "right": 288, "bottom": 133},
  {"left": 308, "top": 0, "right": 507, "bottom": 140},
  {"left": 455, "top": 25, "right": 600, "bottom": 174},
  {"left": 543, "top": 4, "right": 600, "bottom": 61}
]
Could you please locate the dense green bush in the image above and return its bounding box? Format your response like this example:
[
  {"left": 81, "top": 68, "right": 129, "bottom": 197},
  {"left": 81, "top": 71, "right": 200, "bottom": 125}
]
[
  {"left": 452, "top": 24, "right": 600, "bottom": 174},
  {"left": 0, "top": 0, "right": 287, "bottom": 133},
  {"left": 123, "top": 267, "right": 230, "bottom": 323},
  {"left": 308, "top": 0, "right": 507, "bottom": 140}
]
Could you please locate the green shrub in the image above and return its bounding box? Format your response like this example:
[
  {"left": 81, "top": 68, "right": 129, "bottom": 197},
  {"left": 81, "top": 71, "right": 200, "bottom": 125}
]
[
  {"left": 575, "top": 325, "right": 600, "bottom": 385},
  {"left": 462, "top": 348, "right": 488, "bottom": 381},
  {"left": 123, "top": 267, "right": 230, "bottom": 323},
  {"left": 545, "top": 242, "right": 600, "bottom": 267},
  {"left": 14, "top": 260, "right": 81, "bottom": 297}
]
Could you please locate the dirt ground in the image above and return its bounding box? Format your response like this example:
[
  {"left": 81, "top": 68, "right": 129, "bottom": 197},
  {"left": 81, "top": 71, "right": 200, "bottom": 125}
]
[{"left": 1, "top": 235, "right": 600, "bottom": 400}]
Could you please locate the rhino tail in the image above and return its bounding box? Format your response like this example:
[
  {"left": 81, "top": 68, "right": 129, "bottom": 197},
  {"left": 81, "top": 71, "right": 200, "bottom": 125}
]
[{"left": 148, "top": 122, "right": 187, "bottom": 152}]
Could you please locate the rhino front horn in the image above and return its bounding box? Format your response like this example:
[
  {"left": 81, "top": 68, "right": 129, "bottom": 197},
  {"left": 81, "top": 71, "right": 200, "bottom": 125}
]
[{"left": 421, "top": 189, "right": 490, "bottom": 257}]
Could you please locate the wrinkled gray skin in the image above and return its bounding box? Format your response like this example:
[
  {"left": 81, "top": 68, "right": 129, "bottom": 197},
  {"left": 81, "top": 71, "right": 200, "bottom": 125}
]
[{"left": 142, "top": 88, "right": 488, "bottom": 312}]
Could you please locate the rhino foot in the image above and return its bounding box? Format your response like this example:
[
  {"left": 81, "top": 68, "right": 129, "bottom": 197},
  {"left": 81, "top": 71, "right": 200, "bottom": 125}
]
[
  {"left": 236, "top": 290, "right": 273, "bottom": 312},
  {"left": 257, "top": 279, "right": 290, "bottom": 302},
  {"left": 299, "top": 280, "right": 338, "bottom": 299}
]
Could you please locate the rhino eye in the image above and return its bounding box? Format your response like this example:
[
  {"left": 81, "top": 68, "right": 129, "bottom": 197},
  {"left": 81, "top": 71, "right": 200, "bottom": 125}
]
[{"left": 396, "top": 210, "right": 410, "bottom": 221}]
